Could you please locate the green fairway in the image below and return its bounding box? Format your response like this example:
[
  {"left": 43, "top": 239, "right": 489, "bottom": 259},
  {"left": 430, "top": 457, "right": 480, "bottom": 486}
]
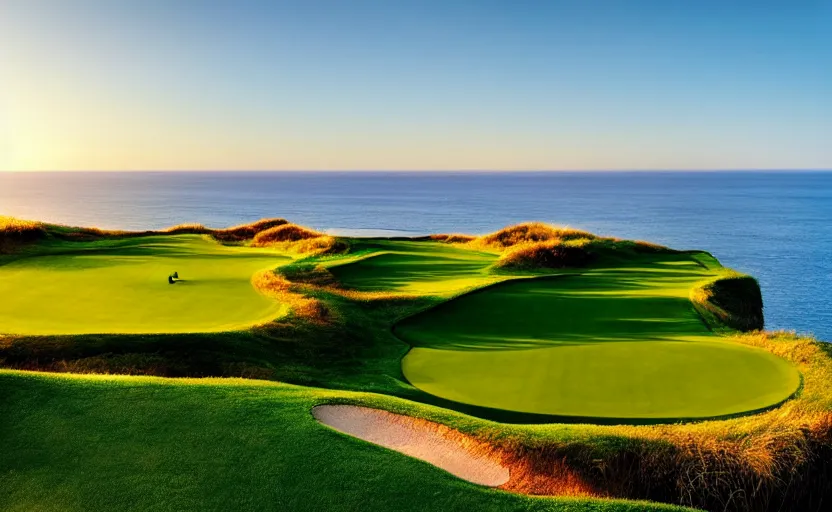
[
  {"left": 327, "top": 239, "right": 499, "bottom": 294},
  {"left": 0, "top": 235, "right": 290, "bottom": 335},
  {"left": 394, "top": 253, "right": 801, "bottom": 420},
  {"left": 0, "top": 371, "right": 687, "bottom": 512}
]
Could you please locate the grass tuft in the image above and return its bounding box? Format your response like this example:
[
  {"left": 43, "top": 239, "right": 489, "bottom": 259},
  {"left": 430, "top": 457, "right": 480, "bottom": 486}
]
[
  {"left": 0, "top": 217, "right": 47, "bottom": 253},
  {"left": 46, "top": 218, "right": 289, "bottom": 243},
  {"left": 494, "top": 239, "right": 595, "bottom": 270},
  {"left": 492, "top": 237, "right": 675, "bottom": 271},
  {"left": 252, "top": 224, "right": 348, "bottom": 255},
  {"left": 251, "top": 269, "right": 330, "bottom": 323},
  {"left": 253, "top": 224, "right": 324, "bottom": 243},
  {"left": 212, "top": 218, "right": 289, "bottom": 241},
  {"left": 473, "top": 222, "right": 596, "bottom": 250},
  {"left": 0, "top": 216, "right": 45, "bottom": 236},
  {"left": 429, "top": 233, "right": 477, "bottom": 244}
]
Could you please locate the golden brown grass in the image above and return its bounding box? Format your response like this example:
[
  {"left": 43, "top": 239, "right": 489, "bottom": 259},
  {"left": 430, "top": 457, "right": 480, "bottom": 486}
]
[
  {"left": 252, "top": 224, "right": 347, "bottom": 255},
  {"left": 162, "top": 223, "right": 209, "bottom": 234},
  {"left": 139, "top": 218, "right": 291, "bottom": 241},
  {"left": 43, "top": 218, "right": 289, "bottom": 243},
  {"left": 429, "top": 233, "right": 477, "bottom": 244},
  {"left": 253, "top": 224, "right": 324, "bottom": 243},
  {"left": 0, "top": 217, "right": 45, "bottom": 236},
  {"left": 0, "top": 217, "right": 47, "bottom": 253},
  {"left": 212, "top": 218, "right": 289, "bottom": 241},
  {"left": 251, "top": 270, "right": 330, "bottom": 323},
  {"left": 494, "top": 239, "right": 594, "bottom": 269},
  {"left": 279, "top": 263, "right": 424, "bottom": 302},
  {"left": 471, "top": 222, "right": 596, "bottom": 251}
]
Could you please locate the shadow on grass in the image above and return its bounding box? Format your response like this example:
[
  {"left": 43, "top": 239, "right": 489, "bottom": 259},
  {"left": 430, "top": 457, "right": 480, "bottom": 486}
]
[
  {"left": 399, "top": 380, "right": 803, "bottom": 426},
  {"left": 393, "top": 273, "right": 714, "bottom": 351},
  {"left": 330, "top": 251, "right": 495, "bottom": 291}
]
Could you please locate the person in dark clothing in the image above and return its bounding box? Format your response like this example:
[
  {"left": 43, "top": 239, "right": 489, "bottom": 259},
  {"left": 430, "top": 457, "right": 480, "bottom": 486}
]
[{"left": 168, "top": 275, "right": 176, "bottom": 284}]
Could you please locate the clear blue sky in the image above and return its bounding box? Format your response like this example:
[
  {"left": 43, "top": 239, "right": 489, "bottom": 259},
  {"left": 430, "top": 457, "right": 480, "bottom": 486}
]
[{"left": 1, "top": 0, "right": 830, "bottom": 171}]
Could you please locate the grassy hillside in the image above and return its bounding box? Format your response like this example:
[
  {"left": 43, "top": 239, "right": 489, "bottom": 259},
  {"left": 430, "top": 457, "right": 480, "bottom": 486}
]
[
  {"left": 1, "top": 219, "right": 829, "bottom": 511},
  {"left": 0, "top": 371, "right": 689, "bottom": 512}
]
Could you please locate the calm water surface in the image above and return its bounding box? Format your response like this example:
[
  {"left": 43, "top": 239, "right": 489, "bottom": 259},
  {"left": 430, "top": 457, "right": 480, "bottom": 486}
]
[{"left": 1, "top": 171, "right": 830, "bottom": 340}]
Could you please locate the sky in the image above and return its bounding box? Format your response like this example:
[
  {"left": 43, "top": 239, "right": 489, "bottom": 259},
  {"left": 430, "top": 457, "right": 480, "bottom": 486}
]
[{"left": 0, "top": 0, "right": 830, "bottom": 171}]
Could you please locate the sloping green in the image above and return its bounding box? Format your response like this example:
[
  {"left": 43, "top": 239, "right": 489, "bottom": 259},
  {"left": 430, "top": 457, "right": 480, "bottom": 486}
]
[
  {"left": 394, "top": 253, "right": 800, "bottom": 421},
  {"left": 326, "top": 239, "right": 499, "bottom": 294},
  {"left": 0, "top": 235, "right": 290, "bottom": 334}
]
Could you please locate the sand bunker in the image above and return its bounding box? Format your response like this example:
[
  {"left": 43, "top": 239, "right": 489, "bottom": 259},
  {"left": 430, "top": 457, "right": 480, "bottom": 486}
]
[{"left": 312, "top": 405, "right": 509, "bottom": 487}]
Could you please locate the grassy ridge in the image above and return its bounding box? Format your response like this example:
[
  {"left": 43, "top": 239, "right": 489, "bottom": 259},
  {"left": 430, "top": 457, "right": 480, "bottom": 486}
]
[
  {"left": 0, "top": 216, "right": 47, "bottom": 253},
  {"left": 251, "top": 223, "right": 348, "bottom": 255},
  {"left": 0, "top": 371, "right": 690, "bottom": 512},
  {"left": 1, "top": 220, "right": 829, "bottom": 511}
]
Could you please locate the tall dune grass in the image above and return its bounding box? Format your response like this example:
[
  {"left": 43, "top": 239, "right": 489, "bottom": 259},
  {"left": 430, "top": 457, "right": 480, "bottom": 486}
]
[
  {"left": 252, "top": 224, "right": 348, "bottom": 255},
  {"left": 251, "top": 270, "right": 329, "bottom": 323},
  {"left": 494, "top": 239, "right": 595, "bottom": 269},
  {"left": 0, "top": 217, "right": 47, "bottom": 252},
  {"left": 492, "top": 236, "right": 673, "bottom": 270},
  {"left": 0, "top": 217, "right": 45, "bottom": 237},
  {"left": 471, "top": 222, "right": 596, "bottom": 250},
  {"left": 212, "top": 218, "right": 289, "bottom": 241},
  {"left": 429, "top": 233, "right": 477, "bottom": 244},
  {"left": 5, "top": 217, "right": 289, "bottom": 244}
]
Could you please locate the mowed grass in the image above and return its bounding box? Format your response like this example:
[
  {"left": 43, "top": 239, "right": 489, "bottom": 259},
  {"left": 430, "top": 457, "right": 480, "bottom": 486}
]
[
  {"left": 327, "top": 240, "right": 499, "bottom": 295},
  {"left": 392, "top": 253, "right": 800, "bottom": 421},
  {"left": 0, "top": 221, "right": 823, "bottom": 510},
  {"left": 0, "top": 235, "right": 291, "bottom": 335},
  {"left": 0, "top": 371, "right": 689, "bottom": 512}
]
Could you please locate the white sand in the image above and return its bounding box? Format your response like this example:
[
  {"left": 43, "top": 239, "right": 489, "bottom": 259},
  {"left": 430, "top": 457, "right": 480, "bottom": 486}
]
[{"left": 312, "top": 404, "right": 510, "bottom": 487}]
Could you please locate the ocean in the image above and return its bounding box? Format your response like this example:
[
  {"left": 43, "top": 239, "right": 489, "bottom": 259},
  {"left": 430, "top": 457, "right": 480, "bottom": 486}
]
[{"left": 1, "top": 171, "right": 830, "bottom": 341}]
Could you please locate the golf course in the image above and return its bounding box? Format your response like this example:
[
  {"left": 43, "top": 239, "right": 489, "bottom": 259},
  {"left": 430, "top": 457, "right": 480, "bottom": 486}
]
[
  {"left": 0, "top": 235, "right": 290, "bottom": 334},
  {"left": 2, "top": 217, "right": 830, "bottom": 512},
  {"left": 393, "top": 256, "right": 799, "bottom": 420}
]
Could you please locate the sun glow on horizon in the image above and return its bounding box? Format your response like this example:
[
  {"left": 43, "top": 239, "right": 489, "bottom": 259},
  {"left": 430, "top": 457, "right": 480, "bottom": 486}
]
[{"left": 1, "top": 0, "right": 830, "bottom": 172}]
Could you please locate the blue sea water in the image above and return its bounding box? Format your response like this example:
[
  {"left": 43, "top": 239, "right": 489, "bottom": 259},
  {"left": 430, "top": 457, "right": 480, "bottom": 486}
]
[{"left": 1, "top": 171, "right": 830, "bottom": 341}]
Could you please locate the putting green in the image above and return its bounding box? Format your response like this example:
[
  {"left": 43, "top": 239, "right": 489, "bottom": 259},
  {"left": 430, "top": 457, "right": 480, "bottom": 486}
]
[
  {"left": 394, "top": 254, "right": 801, "bottom": 420},
  {"left": 0, "top": 235, "right": 290, "bottom": 335}
]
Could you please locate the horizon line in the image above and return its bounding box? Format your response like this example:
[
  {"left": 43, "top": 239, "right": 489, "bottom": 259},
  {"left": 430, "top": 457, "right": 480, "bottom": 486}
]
[{"left": 2, "top": 168, "right": 832, "bottom": 174}]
